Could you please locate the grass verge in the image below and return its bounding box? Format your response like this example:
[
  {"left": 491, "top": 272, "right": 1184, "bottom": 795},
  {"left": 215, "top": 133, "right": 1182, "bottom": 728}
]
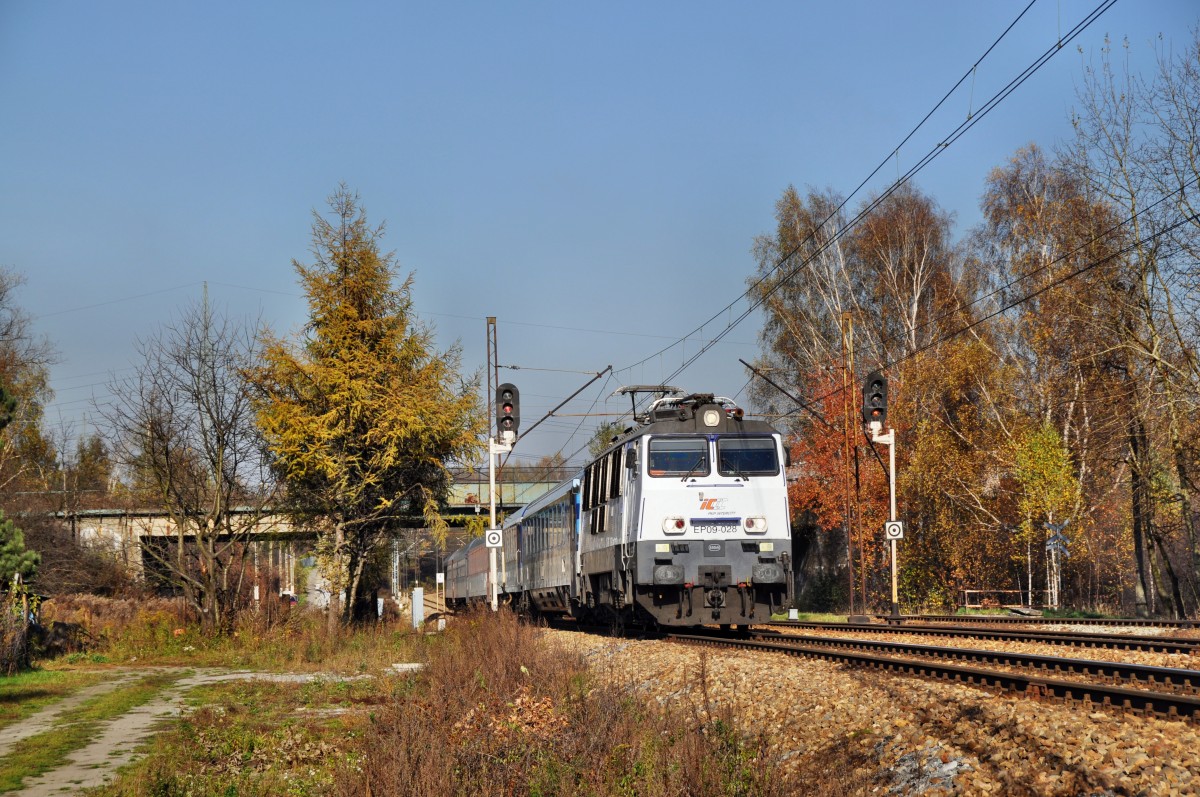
[
  {"left": 0, "top": 670, "right": 107, "bottom": 732},
  {"left": 0, "top": 670, "right": 181, "bottom": 793},
  {"left": 770, "top": 611, "right": 847, "bottom": 623},
  {"left": 42, "top": 595, "right": 424, "bottom": 674},
  {"left": 83, "top": 609, "right": 803, "bottom": 796},
  {"left": 84, "top": 677, "right": 378, "bottom": 797},
  {"left": 336, "top": 610, "right": 798, "bottom": 796}
]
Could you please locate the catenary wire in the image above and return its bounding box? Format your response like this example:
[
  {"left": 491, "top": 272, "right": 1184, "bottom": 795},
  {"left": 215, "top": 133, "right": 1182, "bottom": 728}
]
[
  {"left": 785, "top": 197, "right": 1200, "bottom": 424},
  {"left": 614, "top": 0, "right": 1116, "bottom": 393}
]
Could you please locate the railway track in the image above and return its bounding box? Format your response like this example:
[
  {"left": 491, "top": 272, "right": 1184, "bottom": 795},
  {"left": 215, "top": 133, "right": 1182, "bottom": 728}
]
[
  {"left": 753, "top": 630, "right": 1200, "bottom": 692},
  {"left": 898, "top": 613, "right": 1197, "bottom": 630},
  {"left": 669, "top": 630, "right": 1200, "bottom": 722},
  {"left": 769, "top": 620, "right": 1200, "bottom": 654}
]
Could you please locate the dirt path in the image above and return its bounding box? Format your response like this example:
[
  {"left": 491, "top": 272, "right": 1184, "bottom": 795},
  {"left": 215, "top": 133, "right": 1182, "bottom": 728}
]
[{"left": 6, "top": 669, "right": 351, "bottom": 797}]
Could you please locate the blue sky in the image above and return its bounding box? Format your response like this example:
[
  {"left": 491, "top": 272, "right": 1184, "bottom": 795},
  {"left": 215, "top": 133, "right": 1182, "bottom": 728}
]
[{"left": 2, "top": 1, "right": 1196, "bottom": 468}]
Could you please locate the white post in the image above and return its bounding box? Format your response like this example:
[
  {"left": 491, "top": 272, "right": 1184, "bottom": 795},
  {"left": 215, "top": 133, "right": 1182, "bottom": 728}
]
[
  {"left": 871, "top": 422, "right": 899, "bottom": 618},
  {"left": 889, "top": 427, "right": 898, "bottom": 617},
  {"left": 411, "top": 586, "right": 424, "bottom": 629},
  {"left": 488, "top": 438, "right": 498, "bottom": 612},
  {"left": 487, "top": 434, "right": 512, "bottom": 612}
]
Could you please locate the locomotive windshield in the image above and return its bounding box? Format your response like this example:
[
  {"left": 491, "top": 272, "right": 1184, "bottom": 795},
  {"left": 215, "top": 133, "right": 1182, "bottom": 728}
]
[
  {"left": 647, "top": 437, "right": 708, "bottom": 477},
  {"left": 717, "top": 437, "right": 779, "bottom": 477}
]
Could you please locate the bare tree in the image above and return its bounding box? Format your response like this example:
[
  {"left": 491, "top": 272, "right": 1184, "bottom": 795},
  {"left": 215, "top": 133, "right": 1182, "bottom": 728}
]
[
  {"left": 1066, "top": 33, "right": 1200, "bottom": 617},
  {"left": 0, "top": 268, "right": 56, "bottom": 500},
  {"left": 102, "top": 295, "right": 276, "bottom": 633}
]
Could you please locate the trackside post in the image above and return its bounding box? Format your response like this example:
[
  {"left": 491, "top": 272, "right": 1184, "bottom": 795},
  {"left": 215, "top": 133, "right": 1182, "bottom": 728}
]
[
  {"left": 488, "top": 432, "right": 513, "bottom": 611},
  {"left": 870, "top": 422, "right": 900, "bottom": 619}
]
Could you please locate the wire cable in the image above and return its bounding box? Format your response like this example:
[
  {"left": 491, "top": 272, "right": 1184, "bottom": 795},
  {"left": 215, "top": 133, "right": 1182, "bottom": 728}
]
[
  {"left": 792, "top": 196, "right": 1200, "bottom": 423},
  {"left": 614, "top": 0, "right": 1117, "bottom": 391}
]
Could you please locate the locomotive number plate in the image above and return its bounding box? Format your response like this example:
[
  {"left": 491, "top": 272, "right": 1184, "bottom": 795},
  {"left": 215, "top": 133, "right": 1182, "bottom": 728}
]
[{"left": 691, "top": 519, "right": 738, "bottom": 534}]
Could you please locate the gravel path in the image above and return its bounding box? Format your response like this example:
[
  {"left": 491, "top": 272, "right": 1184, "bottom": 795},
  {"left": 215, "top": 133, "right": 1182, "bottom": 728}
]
[
  {"left": 549, "top": 629, "right": 1200, "bottom": 795},
  {"left": 7, "top": 669, "right": 361, "bottom": 797},
  {"left": 0, "top": 673, "right": 144, "bottom": 761}
]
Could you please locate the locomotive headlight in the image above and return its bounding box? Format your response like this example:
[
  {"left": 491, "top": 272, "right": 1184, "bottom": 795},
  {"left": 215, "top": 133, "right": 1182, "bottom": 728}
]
[
  {"left": 752, "top": 563, "right": 784, "bottom": 583},
  {"left": 759, "top": 542, "right": 774, "bottom": 552},
  {"left": 702, "top": 409, "right": 721, "bottom": 427},
  {"left": 655, "top": 543, "right": 671, "bottom": 553},
  {"left": 743, "top": 516, "right": 768, "bottom": 533},
  {"left": 654, "top": 565, "right": 684, "bottom": 584},
  {"left": 662, "top": 516, "right": 687, "bottom": 535}
]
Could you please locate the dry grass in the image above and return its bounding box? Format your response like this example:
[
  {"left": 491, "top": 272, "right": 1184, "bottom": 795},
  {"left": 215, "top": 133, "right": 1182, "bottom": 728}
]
[
  {"left": 39, "top": 594, "right": 422, "bottom": 673},
  {"left": 33, "top": 600, "right": 826, "bottom": 795},
  {"left": 337, "top": 610, "right": 799, "bottom": 797}
]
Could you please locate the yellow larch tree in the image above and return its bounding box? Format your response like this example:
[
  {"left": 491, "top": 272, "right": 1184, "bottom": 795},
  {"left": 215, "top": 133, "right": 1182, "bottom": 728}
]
[{"left": 248, "top": 186, "right": 484, "bottom": 629}]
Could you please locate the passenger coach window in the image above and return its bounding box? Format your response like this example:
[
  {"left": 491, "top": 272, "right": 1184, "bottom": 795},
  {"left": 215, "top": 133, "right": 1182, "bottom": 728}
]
[
  {"left": 717, "top": 437, "right": 779, "bottom": 477},
  {"left": 647, "top": 438, "right": 709, "bottom": 477}
]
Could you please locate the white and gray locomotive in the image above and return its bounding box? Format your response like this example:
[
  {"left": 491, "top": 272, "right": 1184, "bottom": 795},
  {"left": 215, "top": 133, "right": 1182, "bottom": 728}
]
[{"left": 445, "top": 389, "right": 793, "bottom": 627}]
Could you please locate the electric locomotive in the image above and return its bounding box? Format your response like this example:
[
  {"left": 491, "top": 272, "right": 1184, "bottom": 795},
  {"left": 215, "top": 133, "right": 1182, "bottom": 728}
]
[
  {"left": 446, "top": 387, "right": 793, "bottom": 627},
  {"left": 577, "top": 388, "right": 791, "bottom": 626}
]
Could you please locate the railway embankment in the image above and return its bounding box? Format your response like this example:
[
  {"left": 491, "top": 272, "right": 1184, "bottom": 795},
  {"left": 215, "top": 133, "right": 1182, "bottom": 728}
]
[{"left": 554, "top": 627, "right": 1200, "bottom": 795}]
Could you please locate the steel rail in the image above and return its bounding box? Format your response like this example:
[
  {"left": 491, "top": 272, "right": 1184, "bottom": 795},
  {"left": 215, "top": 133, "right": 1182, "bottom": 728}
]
[
  {"left": 898, "top": 614, "right": 1197, "bottom": 630},
  {"left": 751, "top": 631, "right": 1200, "bottom": 694},
  {"left": 669, "top": 633, "right": 1200, "bottom": 722},
  {"left": 768, "top": 621, "right": 1199, "bottom": 654}
]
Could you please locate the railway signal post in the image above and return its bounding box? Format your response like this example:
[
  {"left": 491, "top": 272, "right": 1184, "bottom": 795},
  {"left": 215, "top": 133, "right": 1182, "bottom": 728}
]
[
  {"left": 488, "top": 432, "right": 513, "bottom": 611},
  {"left": 871, "top": 423, "right": 900, "bottom": 618},
  {"left": 489, "top": 384, "right": 520, "bottom": 611},
  {"left": 864, "top": 371, "right": 901, "bottom": 618}
]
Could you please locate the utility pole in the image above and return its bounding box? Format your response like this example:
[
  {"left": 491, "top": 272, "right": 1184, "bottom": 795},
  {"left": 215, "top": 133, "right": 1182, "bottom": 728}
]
[
  {"left": 487, "top": 434, "right": 510, "bottom": 611},
  {"left": 840, "top": 312, "right": 857, "bottom": 618},
  {"left": 486, "top": 318, "right": 501, "bottom": 611},
  {"left": 864, "top": 371, "right": 901, "bottom": 619},
  {"left": 485, "top": 318, "right": 518, "bottom": 612}
]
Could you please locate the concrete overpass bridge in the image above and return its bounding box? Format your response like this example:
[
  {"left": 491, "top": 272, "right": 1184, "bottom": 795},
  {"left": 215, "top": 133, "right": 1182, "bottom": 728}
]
[{"left": 53, "top": 474, "right": 570, "bottom": 607}]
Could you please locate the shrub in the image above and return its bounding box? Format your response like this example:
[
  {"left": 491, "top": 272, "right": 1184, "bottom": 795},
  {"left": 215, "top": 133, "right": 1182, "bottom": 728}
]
[{"left": 338, "top": 609, "right": 795, "bottom": 796}]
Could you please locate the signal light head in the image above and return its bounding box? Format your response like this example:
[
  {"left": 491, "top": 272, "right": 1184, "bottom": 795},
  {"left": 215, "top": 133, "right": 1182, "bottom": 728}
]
[
  {"left": 496, "top": 382, "right": 520, "bottom": 438},
  {"left": 862, "top": 370, "right": 888, "bottom": 426}
]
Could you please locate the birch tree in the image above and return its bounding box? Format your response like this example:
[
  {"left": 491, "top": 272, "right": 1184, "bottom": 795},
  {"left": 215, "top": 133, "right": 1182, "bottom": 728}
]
[{"left": 1067, "top": 33, "right": 1200, "bottom": 615}]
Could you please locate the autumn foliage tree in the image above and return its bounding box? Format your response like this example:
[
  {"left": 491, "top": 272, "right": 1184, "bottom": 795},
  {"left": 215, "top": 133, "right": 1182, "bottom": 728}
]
[
  {"left": 248, "top": 187, "right": 484, "bottom": 628},
  {"left": 750, "top": 70, "right": 1200, "bottom": 617},
  {"left": 0, "top": 268, "right": 56, "bottom": 503},
  {"left": 1064, "top": 32, "right": 1200, "bottom": 617},
  {"left": 749, "top": 183, "right": 964, "bottom": 610}
]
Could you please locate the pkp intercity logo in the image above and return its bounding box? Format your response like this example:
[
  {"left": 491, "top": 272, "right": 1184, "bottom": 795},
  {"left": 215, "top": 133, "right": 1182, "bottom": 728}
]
[{"left": 697, "top": 494, "right": 729, "bottom": 512}]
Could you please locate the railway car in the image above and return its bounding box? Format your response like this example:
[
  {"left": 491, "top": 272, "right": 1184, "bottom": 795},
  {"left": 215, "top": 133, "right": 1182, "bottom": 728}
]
[
  {"left": 446, "top": 388, "right": 793, "bottom": 627},
  {"left": 444, "top": 535, "right": 489, "bottom": 604},
  {"left": 501, "top": 476, "right": 578, "bottom": 615}
]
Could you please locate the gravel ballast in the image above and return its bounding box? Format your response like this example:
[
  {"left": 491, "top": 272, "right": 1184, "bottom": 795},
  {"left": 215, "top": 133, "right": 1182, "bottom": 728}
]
[{"left": 549, "top": 630, "right": 1200, "bottom": 795}]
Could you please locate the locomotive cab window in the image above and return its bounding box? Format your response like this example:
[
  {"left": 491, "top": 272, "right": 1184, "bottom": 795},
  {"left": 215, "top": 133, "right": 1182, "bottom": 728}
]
[
  {"left": 716, "top": 437, "right": 779, "bottom": 477},
  {"left": 647, "top": 437, "right": 709, "bottom": 477}
]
